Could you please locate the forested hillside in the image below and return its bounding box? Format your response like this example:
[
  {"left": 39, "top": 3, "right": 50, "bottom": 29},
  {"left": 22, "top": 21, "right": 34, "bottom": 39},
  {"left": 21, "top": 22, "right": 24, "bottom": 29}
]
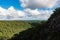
[
  {"left": 0, "top": 21, "right": 46, "bottom": 40},
  {"left": 0, "top": 21, "right": 32, "bottom": 40}
]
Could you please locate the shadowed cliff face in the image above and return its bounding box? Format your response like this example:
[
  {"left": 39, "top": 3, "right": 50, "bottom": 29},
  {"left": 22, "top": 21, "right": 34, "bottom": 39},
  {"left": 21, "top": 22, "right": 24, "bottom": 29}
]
[
  {"left": 47, "top": 8, "right": 60, "bottom": 32},
  {"left": 9, "top": 8, "right": 60, "bottom": 40}
]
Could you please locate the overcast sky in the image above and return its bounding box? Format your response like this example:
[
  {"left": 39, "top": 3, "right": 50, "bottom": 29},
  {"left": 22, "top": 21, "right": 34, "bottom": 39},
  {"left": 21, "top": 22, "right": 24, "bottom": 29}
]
[{"left": 0, "top": 0, "right": 59, "bottom": 20}]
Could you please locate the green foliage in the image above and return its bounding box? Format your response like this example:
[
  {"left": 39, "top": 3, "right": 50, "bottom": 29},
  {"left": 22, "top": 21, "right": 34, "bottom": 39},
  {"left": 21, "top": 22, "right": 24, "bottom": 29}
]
[
  {"left": 9, "top": 20, "right": 46, "bottom": 40},
  {"left": 0, "top": 21, "right": 31, "bottom": 40},
  {"left": 0, "top": 20, "right": 46, "bottom": 40}
]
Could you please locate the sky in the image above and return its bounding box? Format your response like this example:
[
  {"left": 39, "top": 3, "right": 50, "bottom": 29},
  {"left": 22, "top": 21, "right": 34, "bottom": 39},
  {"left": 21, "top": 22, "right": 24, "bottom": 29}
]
[{"left": 0, "top": 0, "right": 59, "bottom": 20}]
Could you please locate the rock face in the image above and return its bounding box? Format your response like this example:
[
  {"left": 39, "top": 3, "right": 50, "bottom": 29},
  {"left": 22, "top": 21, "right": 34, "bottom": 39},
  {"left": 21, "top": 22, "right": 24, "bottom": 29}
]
[
  {"left": 43, "top": 8, "right": 60, "bottom": 40},
  {"left": 9, "top": 8, "right": 60, "bottom": 40},
  {"left": 47, "top": 8, "right": 60, "bottom": 32}
]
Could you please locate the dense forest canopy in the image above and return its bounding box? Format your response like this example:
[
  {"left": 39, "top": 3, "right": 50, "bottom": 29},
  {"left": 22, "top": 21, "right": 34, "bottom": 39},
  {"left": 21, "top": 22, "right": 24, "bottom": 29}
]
[{"left": 0, "top": 20, "right": 46, "bottom": 40}]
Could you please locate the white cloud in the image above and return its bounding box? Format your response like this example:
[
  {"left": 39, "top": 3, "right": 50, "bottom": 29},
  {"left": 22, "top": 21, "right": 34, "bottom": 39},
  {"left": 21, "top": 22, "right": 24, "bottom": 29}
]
[
  {"left": 20, "top": 0, "right": 58, "bottom": 9},
  {"left": 0, "top": 0, "right": 58, "bottom": 20},
  {"left": 8, "top": 6, "right": 25, "bottom": 18},
  {"left": 0, "top": 6, "right": 26, "bottom": 20},
  {"left": 0, "top": 7, "right": 8, "bottom": 15},
  {"left": 24, "top": 9, "right": 53, "bottom": 20},
  {"left": 17, "top": 10, "right": 26, "bottom": 18},
  {"left": 0, "top": 6, "right": 53, "bottom": 20},
  {"left": 24, "top": 9, "right": 40, "bottom": 16}
]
